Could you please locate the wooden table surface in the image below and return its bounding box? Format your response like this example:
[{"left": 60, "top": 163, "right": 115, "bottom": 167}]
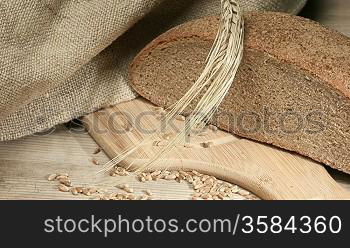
[{"left": 1, "top": 0, "right": 350, "bottom": 200}]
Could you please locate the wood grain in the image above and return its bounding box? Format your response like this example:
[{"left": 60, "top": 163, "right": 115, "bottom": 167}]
[
  {"left": 0, "top": 0, "right": 350, "bottom": 200},
  {"left": 0, "top": 126, "right": 196, "bottom": 200}
]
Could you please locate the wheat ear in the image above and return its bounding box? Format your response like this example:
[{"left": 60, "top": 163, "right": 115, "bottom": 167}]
[{"left": 100, "top": 0, "right": 244, "bottom": 174}]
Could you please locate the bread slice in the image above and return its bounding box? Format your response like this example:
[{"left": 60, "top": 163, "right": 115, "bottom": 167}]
[{"left": 129, "top": 12, "right": 350, "bottom": 174}]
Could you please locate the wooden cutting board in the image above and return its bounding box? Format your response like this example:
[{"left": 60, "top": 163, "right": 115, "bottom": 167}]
[{"left": 84, "top": 98, "right": 350, "bottom": 200}]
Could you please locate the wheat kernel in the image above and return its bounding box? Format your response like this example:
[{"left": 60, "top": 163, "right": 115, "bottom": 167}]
[
  {"left": 89, "top": 188, "right": 97, "bottom": 194},
  {"left": 158, "top": 140, "right": 169, "bottom": 147},
  {"left": 164, "top": 175, "right": 177, "bottom": 180},
  {"left": 124, "top": 187, "right": 134, "bottom": 193},
  {"left": 59, "top": 178, "right": 72, "bottom": 187},
  {"left": 153, "top": 106, "right": 164, "bottom": 111},
  {"left": 144, "top": 190, "right": 153, "bottom": 196},
  {"left": 71, "top": 188, "right": 79, "bottom": 195},
  {"left": 194, "top": 184, "right": 205, "bottom": 190},
  {"left": 47, "top": 174, "right": 57, "bottom": 181},
  {"left": 117, "top": 184, "right": 128, "bottom": 189},
  {"left": 176, "top": 115, "right": 186, "bottom": 121},
  {"left": 93, "top": 147, "right": 101, "bottom": 154},
  {"left": 101, "top": 195, "right": 110, "bottom": 201},
  {"left": 185, "top": 175, "right": 194, "bottom": 183},
  {"left": 82, "top": 188, "right": 91, "bottom": 196},
  {"left": 198, "top": 132, "right": 208, "bottom": 136},
  {"left": 56, "top": 175, "right": 68, "bottom": 180},
  {"left": 232, "top": 195, "right": 246, "bottom": 200},
  {"left": 200, "top": 187, "right": 211, "bottom": 194},
  {"left": 58, "top": 173, "right": 69, "bottom": 177},
  {"left": 205, "top": 178, "right": 214, "bottom": 186},
  {"left": 127, "top": 195, "right": 136, "bottom": 200},
  {"left": 151, "top": 170, "right": 161, "bottom": 176},
  {"left": 145, "top": 174, "right": 153, "bottom": 181},
  {"left": 162, "top": 133, "right": 173, "bottom": 140},
  {"left": 125, "top": 125, "right": 134, "bottom": 132},
  {"left": 179, "top": 171, "right": 188, "bottom": 176},
  {"left": 208, "top": 125, "right": 218, "bottom": 132},
  {"left": 201, "top": 193, "right": 210, "bottom": 199},
  {"left": 91, "top": 158, "right": 99, "bottom": 165},
  {"left": 201, "top": 175, "right": 209, "bottom": 182},
  {"left": 192, "top": 193, "right": 201, "bottom": 197},
  {"left": 238, "top": 189, "right": 250, "bottom": 196},
  {"left": 75, "top": 187, "right": 83, "bottom": 193},
  {"left": 201, "top": 141, "right": 214, "bottom": 148},
  {"left": 230, "top": 185, "right": 239, "bottom": 193},
  {"left": 192, "top": 170, "right": 201, "bottom": 176},
  {"left": 184, "top": 143, "right": 194, "bottom": 148}
]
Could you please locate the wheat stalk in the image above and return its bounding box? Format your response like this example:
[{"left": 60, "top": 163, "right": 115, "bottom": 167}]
[{"left": 100, "top": 0, "right": 244, "bottom": 174}]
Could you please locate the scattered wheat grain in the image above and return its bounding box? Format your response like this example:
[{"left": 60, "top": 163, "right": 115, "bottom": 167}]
[
  {"left": 56, "top": 175, "right": 68, "bottom": 180},
  {"left": 176, "top": 115, "right": 186, "bottom": 121},
  {"left": 82, "top": 188, "right": 91, "bottom": 196},
  {"left": 165, "top": 175, "right": 177, "bottom": 180},
  {"left": 208, "top": 125, "right": 218, "bottom": 132},
  {"left": 47, "top": 174, "right": 57, "bottom": 181},
  {"left": 198, "top": 132, "right": 208, "bottom": 137},
  {"left": 59, "top": 178, "right": 72, "bottom": 187},
  {"left": 201, "top": 141, "right": 214, "bottom": 148},
  {"left": 184, "top": 143, "right": 194, "bottom": 148},
  {"left": 91, "top": 158, "right": 99, "bottom": 165},
  {"left": 238, "top": 189, "right": 250, "bottom": 196},
  {"left": 58, "top": 184, "right": 70, "bottom": 192},
  {"left": 126, "top": 125, "right": 134, "bottom": 132},
  {"left": 58, "top": 173, "right": 69, "bottom": 177},
  {"left": 71, "top": 188, "right": 79, "bottom": 195},
  {"left": 93, "top": 147, "right": 101, "bottom": 154}
]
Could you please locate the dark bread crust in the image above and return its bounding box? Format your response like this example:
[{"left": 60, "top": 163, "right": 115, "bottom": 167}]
[{"left": 129, "top": 12, "right": 350, "bottom": 174}]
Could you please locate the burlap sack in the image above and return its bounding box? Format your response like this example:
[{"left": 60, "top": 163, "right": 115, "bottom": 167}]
[{"left": 0, "top": 0, "right": 307, "bottom": 141}]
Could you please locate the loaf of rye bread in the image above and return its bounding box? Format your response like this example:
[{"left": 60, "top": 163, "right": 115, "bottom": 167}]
[{"left": 129, "top": 12, "right": 350, "bottom": 174}]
